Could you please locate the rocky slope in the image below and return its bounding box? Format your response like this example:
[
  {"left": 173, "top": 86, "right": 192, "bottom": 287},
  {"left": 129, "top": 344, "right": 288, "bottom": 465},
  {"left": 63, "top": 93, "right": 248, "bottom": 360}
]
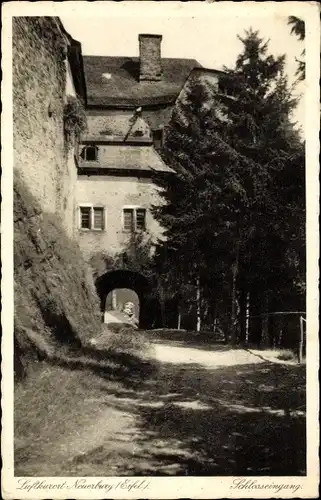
[{"left": 14, "top": 171, "right": 102, "bottom": 377}]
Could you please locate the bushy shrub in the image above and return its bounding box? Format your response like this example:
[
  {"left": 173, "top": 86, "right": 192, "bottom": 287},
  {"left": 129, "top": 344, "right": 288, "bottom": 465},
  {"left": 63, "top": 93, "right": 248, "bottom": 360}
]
[
  {"left": 89, "top": 325, "right": 151, "bottom": 357},
  {"left": 276, "top": 350, "right": 297, "bottom": 362},
  {"left": 63, "top": 95, "right": 87, "bottom": 147}
]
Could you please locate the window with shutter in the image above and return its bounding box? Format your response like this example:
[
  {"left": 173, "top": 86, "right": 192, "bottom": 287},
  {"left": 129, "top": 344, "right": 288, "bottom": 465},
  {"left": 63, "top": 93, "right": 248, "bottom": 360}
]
[
  {"left": 80, "top": 207, "right": 91, "bottom": 229},
  {"left": 136, "top": 209, "right": 146, "bottom": 231},
  {"left": 123, "top": 208, "right": 147, "bottom": 232},
  {"left": 93, "top": 207, "right": 104, "bottom": 230},
  {"left": 79, "top": 206, "right": 105, "bottom": 231},
  {"left": 123, "top": 209, "right": 134, "bottom": 232}
]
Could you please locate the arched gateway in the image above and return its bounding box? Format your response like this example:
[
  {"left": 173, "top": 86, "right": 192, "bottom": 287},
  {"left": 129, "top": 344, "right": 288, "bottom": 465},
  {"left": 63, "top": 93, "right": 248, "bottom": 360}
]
[{"left": 95, "top": 269, "right": 161, "bottom": 329}]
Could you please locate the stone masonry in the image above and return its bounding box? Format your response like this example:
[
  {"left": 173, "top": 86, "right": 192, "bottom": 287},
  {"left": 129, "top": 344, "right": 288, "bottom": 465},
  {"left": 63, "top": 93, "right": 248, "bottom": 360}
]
[
  {"left": 139, "top": 34, "right": 163, "bottom": 81},
  {"left": 12, "top": 17, "right": 80, "bottom": 236}
]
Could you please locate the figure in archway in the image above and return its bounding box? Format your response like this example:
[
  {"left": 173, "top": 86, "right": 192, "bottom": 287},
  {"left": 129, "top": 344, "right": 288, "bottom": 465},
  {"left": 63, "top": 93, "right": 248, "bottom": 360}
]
[
  {"left": 104, "top": 287, "right": 140, "bottom": 327},
  {"left": 123, "top": 301, "right": 139, "bottom": 327}
]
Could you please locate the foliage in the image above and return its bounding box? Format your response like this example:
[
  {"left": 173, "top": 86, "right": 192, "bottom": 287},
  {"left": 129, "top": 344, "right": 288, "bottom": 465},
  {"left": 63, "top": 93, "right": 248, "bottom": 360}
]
[
  {"left": 221, "top": 30, "right": 305, "bottom": 286},
  {"left": 287, "top": 16, "right": 305, "bottom": 81},
  {"left": 63, "top": 95, "right": 87, "bottom": 147},
  {"left": 153, "top": 29, "right": 305, "bottom": 346},
  {"left": 288, "top": 16, "right": 305, "bottom": 40},
  {"left": 91, "top": 324, "right": 152, "bottom": 355},
  {"left": 90, "top": 232, "right": 158, "bottom": 286}
]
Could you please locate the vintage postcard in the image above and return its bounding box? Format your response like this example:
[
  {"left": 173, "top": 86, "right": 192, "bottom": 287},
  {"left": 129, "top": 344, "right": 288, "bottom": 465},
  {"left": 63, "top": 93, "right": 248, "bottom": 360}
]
[{"left": 1, "top": 1, "right": 320, "bottom": 498}]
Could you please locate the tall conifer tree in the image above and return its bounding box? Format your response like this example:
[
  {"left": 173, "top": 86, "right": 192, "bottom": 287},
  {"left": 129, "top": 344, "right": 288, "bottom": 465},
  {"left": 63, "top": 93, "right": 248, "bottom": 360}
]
[{"left": 154, "top": 29, "right": 305, "bottom": 345}]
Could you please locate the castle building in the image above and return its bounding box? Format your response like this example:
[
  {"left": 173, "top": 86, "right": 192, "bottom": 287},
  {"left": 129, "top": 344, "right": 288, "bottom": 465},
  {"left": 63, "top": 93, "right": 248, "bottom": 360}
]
[
  {"left": 13, "top": 20, "right": 223, "bottom": 259},
  {"left": 75, "top": 34, "right": 221, "bottom": 259},
  {"left": 12, "top": 18, "right": 225, "bottom": 326}
]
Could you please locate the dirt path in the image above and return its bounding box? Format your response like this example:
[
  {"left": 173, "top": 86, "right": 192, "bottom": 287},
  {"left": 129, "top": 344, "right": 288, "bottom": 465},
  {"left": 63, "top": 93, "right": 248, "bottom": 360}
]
[
  {"left": 151, "top": 342, "right": 268, "bottom": 367},
  {"left": 15, "top": 335, "right": 306, "bottom": 476}
]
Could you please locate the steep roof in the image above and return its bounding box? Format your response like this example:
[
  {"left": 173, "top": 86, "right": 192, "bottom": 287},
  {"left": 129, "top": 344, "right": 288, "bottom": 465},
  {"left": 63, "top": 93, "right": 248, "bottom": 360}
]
[
  {"left": 83, "top": 56, "right": 202, "bottom": 107},
  {"left": 79, "top": 145, "right": 174, "bottom": 174},
  {"left": 56, "top": 18, "right": 87, "bottom": 103}
]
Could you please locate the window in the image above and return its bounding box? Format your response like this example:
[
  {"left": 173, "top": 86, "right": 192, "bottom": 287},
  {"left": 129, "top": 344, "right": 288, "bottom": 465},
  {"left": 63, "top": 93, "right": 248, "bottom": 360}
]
[
  {"left": 123, "top": 208, "right": 146, "bottom": 232},
  {"left": 136, "top": 208, "right": 146, "bottom": 231},
  {"left": 79, "top": 206, "right": 105, "bottom": 230},
  {"left": 93, "top": 207, "right": 104, "bottom": 230},
  {"left": 82, "top": 145, "right": 98, "bottom": 162},
  {"left": 123, "top": 209, "right": 134, "bottom": 232},
  {"left": 80, "top": 207, "right": 91, "bottom": 229},
  {"left": 152, "top": 129, "right": 163, "bottom": 149}
]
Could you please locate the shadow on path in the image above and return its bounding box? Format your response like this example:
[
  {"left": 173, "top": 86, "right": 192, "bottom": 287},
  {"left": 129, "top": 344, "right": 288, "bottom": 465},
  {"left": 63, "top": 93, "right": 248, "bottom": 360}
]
[
  {"left": 101, "top": 360, "right": 306, "bottom": 476},
  {"left": 15, "top": 333, "right": 306, "bottom": 477}
]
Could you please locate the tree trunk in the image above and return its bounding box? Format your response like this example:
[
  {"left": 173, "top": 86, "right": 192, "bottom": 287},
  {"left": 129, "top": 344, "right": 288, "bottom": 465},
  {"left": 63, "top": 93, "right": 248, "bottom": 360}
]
[
  {"left": 261, "top": 291, "right": 269, "bottom": 346},
  {"left": 245, "top": 292, "right": 250, "bottom": 344},
  {"left": 202, "top": 299, "right": 209, "bottom": 330},
  {"left": 196, "top": 276, "right": 201, "bottom": 332},
  {"left": 239, "top": 284, "right": 247, "bottom": 344},
  {"left": 158, "top": 281, "right": 166, "bottom": 328},
  {"left": 277, "top": 315, "right": 284, "bottom": 347},
  {"left": 212, "top": 303, "right": 218, "bottom": 337},
  {"left": 213, "top": 317, "right": 217, "bottom": 335},
  {"left": 177, "top": 306, "right": 181, "bottom": 330},
  {"left": 230, "top": 244, "right": 240, "bottom": 345}
]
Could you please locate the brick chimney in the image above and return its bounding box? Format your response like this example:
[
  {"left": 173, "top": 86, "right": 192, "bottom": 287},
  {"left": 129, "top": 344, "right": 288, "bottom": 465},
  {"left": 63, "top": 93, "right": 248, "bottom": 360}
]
[{"left": 139, "top": 34, "right": 162, "bottom": 81}]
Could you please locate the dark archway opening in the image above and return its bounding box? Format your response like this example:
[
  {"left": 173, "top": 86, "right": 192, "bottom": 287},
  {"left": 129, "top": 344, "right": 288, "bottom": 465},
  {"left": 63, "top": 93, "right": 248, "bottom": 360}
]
[{"left": 95, "top": 269, "right": 162, "bottom": 329}]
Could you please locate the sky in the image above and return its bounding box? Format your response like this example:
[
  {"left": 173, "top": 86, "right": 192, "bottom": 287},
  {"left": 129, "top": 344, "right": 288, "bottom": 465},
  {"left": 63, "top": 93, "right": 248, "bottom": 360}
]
[{"left": 61, "top": 4, "right": 305, "bottom": 130}]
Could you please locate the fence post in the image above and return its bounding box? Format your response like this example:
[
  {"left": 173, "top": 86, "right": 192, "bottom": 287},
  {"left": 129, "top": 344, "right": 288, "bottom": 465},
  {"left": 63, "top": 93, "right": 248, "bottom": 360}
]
[{"left": 298, "top": 316, "right": 304, "bottom": 364}]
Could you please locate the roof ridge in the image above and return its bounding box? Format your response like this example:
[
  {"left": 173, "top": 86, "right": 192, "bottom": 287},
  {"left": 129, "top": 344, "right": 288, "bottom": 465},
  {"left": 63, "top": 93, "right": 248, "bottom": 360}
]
[{"left": 83, "top": 55, "right": 202, "bottom": 62}]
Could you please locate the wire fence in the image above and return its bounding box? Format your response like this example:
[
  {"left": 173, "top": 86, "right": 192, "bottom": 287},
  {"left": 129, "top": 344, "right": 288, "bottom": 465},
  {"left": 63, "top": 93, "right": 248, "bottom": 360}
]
[{"left": 247, "top": 311, "right": 306, "bottom": 363}]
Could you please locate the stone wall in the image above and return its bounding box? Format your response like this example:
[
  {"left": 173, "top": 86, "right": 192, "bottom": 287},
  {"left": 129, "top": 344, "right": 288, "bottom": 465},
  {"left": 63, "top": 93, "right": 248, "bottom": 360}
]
[
  {"left": 75, "top": 174, "right": 164, "bottom": 259},
  {"left": 63, "top": 147, "right": 78, "bottom": 237},
  {"left": 85, "top": 110, "right": 151, "bottom": 139},
  {"left": 85, "top": 107, "right": 174, "bottom": 139},
  {"left": 12, "top": 17, "right": 77, "bottom": 235}
]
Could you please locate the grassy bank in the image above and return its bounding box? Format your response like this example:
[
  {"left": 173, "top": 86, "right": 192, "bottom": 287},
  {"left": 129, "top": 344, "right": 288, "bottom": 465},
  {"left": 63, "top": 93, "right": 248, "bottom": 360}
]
[
  {"left": 14, "top": 325, "right": 157, "bottom": 475},
  {"left": 14, "top": 364, "right": 128, "bottom": 475}
]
